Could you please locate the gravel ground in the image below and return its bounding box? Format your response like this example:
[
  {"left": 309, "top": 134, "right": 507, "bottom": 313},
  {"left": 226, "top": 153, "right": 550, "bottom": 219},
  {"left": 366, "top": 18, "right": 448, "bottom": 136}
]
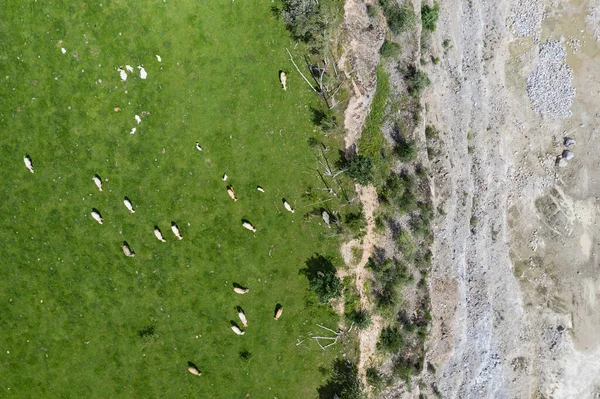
[
  {"left": 527, "top": 41, "right": 575, "bottom": 118},
  {"left": 509, "top": 0, "right": 544, "bottom": 39}
]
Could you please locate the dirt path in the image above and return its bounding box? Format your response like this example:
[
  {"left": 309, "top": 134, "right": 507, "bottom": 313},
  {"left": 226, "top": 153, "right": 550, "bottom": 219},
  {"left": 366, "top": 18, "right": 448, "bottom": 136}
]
[
  {"left": 337, "top": 0, "right": 386, "bottom": 389},
  {"left": 339, "top": 185, "right": 383, "bottom": 386}
]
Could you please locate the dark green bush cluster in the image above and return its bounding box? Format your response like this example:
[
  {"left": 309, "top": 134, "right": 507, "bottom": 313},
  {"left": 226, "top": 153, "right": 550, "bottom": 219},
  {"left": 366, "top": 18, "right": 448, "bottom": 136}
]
[
  {"left": 395, "top": 139, "right": 418, "bottom": 162},
  {"left": 366, "top": 257, "right": 412, "bottom": 310},
  {"left": 410, "top": 202, "right": 433, "bottom": 238},
  {"left": 421, "top": 2, "right": 440, "bottom": 32},
  {"left": 379, "top": 173, "right": 417, "bottom": 214},
  {"left": 406, "top": 66, "right": 430, "bottom": 97},
  {"left": 380, "top": 40, "right": 401, "bottom": 58},
  {"left": 366, "top": 367, "right": 385, "bottom": 390},
  {"left": 345, "top": 155, "right": 374, "bottom": 185},
  {"left": 318, "top": 359, "right": 365, "bottom": 399},
  {"left": 379, "top": 0, "right": 417, "bottom": 34},
  {"left": 301, "top": 254, "right": 342, "bottom": 303},
  {"left": 377, "top": 326, "right": 404, "bottom": 352},
  {"left": 281, "top": 0, "right": 325, "bottom": 46},
  {"left": 346, "top": 308, "right": 372, "bottom": 330}
]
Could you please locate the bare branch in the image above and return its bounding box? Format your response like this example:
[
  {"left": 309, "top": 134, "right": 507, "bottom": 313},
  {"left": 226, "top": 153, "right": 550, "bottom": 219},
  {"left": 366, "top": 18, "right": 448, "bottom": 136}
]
[{"left": 286, "top": 48, "right": 317, "bottom": 93}]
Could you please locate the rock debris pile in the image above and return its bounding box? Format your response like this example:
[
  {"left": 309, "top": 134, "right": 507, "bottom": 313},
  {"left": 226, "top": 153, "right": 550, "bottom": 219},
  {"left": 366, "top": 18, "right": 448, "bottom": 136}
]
[{"left": 527, "top": 41, "right": 575, "bottom": 118}]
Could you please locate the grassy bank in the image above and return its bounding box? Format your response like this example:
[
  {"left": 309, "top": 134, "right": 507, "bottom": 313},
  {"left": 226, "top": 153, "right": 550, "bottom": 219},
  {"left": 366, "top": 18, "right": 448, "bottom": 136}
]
[{"left": 0, "top": 1, "right": 345, "bottom": 397}]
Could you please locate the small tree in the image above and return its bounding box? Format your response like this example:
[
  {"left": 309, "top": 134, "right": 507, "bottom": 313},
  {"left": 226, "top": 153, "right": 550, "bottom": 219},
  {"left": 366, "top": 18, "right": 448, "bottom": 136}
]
[
  {"left": 421, "top": 2, "right": 440, "bottom": 32},
  {"left": 380, "top": 0, "right": 417, "bottom": 34},
  {"left": 377, "top": 326, "right": 404, "bottom": 352},
  {"left": 406, "top": 66, "right": 430, "bottom": 97},
  {"left": 346, "top": 155, "right": 373, "bottom": 185},
  {"left": 301, "top": 254, "right": 343, "bottom": 303},
  {"left": 395, "top": 139, "right": 418, "bottom": 162},
  {"left": 346, "top": 308, "right": 372, "bottom": 330},
  {"left": 281, "top": 0, "right": 324, "bottom": 46},
  {"left": 380, "top": 40, "right": 401, "bottom": 59}
]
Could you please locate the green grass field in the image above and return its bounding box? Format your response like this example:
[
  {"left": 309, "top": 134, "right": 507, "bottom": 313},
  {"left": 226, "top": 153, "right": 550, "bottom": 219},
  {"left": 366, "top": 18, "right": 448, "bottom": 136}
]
[{"left": 0, "top": 1, "right": 345, "bottom": 397}]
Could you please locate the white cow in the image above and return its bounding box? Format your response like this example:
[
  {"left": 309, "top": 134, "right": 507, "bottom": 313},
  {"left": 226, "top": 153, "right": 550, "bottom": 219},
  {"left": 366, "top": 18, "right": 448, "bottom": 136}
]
[
  {"left": 222, "top": 173, "right": 228, "bottom": 181},
  {"left": 156, "top": 55, "right": 162, "bottom": 63},
  {"left": 123, "top": 198, "right": 135, "bottom": 213},
  {"left": 23, "top": 155, "right": 34, "bottom": 173},
  {"left": 231, "top": 325, "right": 245, "bottom": 335},
  {"left": 138, "top": 65, "right": 147, "bottom": 79},
  {"left": 92, "top": 175, "right": 103, "bottom": 191},
  {"left": 257, "top": 186, "right": 265, "bottom": 193},
  {"left": 238, "top": 309, "right": 248, "bottom": 327},
  {"left": 130, "top": 127, "right": 136, "bottom": 135},
  {"left": 135, "top": 115, "right": 141, "bottom": 124},
  {"left": 227, "top": 186, "right": 237, "bottom": 201},
  {"left": 242, "top": 221, "right": 255, "bottom": 232},
  {"left": 154, "top": 227, "right": 166, "bottom": 242},
  {"left": 274, "top": 306, "right": 283, "bottom": 320},
  {"left": 279, "top": 71, "right": 287, "bottom": 91},
  {"left": 125, "top": 65, "right": 134, "bottom": 73},
  {"left": 234, "top": 287, "right": 249, "bottom": 294},
  {"left": 91, "top": 210, "right": 103, "bottom": 224},
  {"left": 171, "top": 222, "right": 183, "bottom": 240},
  {"left": 283, "top": 200, "right": 295, "bottom": 213},
  {"left": 195, "top": 142, "right": 203, "bottom": 151},
  {"left": 187, "top": 366, "right": 201, "bottom": 376},
  {"left": 122, "top": 243, "right": 135, "bottom": 257}
]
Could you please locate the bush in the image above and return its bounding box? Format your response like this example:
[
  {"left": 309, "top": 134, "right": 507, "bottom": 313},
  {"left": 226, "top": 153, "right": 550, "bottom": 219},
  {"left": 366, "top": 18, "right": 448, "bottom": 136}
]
[
  {"left": 380, "top": 0, "right": 417, "bottom": 34},
  {"left": 395, "top": 139, "right": 418, "bottom": 162},
  {"left": 346, "top": 308, "right": 372, "bottom": 330},
  {"left": 344, "top": 210, "right": 367, "bottom": 236},
  {"left": 317, "top": 359, "right": 366, "bottom": 399},
  {"left": 311, "top": 108, "right": 338, "bottom": 131},
  {"left": 396, "top": 231, "right": 415, "bottom": 258},
  {"left": 302, "top": 254, "right": 343, "bottom": 303},
  {"left": 406, "top": 66, "right": 430, "bottom": 97},
  {"left": 345, "top": 155, "right": 374, "bottom": 185},
  {"left": 380, "top": 40, "right": 401, "bottom": 58},
  {"left": 239, "top": 349, "right": 252, "bottom": 361},
  {"left": 377, "top": 326, "right": 404, "bottom": 352},
  {"left": 281, "top": 0, "right": 325, "bottom": 46},
  {"left": 366, "top": 4, "right": 378, "bottom": 18},
  {"left": 366, "top": 367, "right": 384, "bottom": 389},
  {"left": 421, "top": 2, "right": 440, "bottom": 32}
]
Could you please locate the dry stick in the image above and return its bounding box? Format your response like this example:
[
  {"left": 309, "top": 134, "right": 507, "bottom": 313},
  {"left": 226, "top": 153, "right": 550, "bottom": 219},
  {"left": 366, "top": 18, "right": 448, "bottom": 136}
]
[
  {"left": 286, "top": 48, "right": 317, "bottom": 93},
  {"left": 322, "top": 338, "right": 339, "bottom": 349},
  {"left": 317, "top": 323, "right": 341, "bottom": 335}
]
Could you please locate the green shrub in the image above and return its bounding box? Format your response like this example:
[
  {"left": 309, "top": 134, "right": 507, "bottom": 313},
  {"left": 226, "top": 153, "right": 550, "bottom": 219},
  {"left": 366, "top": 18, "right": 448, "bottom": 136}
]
[
  {"left": 421, "top": 2, "right": 440, "bottom": 32},
  {"left": 406, "top": 66, "right": 430, "bottom": 97},
  {"left": 380, "top": 0, "right": 417, "bottom": 34},
  {"left": 395, "top": 139, "right": 418, "bottom": 162},
  {"left": 346, "top": 308, "right": 372, "bottom": 330},
  {"left": 301, "top": 254, "right": 343, "bottom": 303},
  {"left": 318, "top": 359, "right": 366, "bottom": 399},
  {"left": 425, "top": 125, "right": 438, "bottom": 140},
  {"left": 344, "top": 210, "right": 367, "bottom": 236},
  {"left": 377, "top": 326, "right": 404, "bottom": 352},
  {"left": 311, "top": 108, "right": 338, "bottom": 131},
  {"left": 366, "top": 4, "right": 378, "bottom": 18},
  {"left": 281, "top": 0, "right": 325, "bottom": 46},
  {"left": 392, "top": 358, "right": 413, "bottom": 385},
  {"left": 346, "top": 155, "right": 374, "bottom": 185},
  {"left": 380, "top": 40, "right": 401, "bottom": 58},
  {"left": 396, "top": 231, "right": 415, "bottom": 258},
  {"left": 366, "top": 367, "right": 384, "bottom": 389}
]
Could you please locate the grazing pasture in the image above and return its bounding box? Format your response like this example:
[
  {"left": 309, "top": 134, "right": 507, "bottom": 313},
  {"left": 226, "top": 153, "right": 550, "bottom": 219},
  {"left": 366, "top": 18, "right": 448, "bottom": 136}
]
[{"left": 0, "top": 1, "right": 345, "bottom": 397}]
